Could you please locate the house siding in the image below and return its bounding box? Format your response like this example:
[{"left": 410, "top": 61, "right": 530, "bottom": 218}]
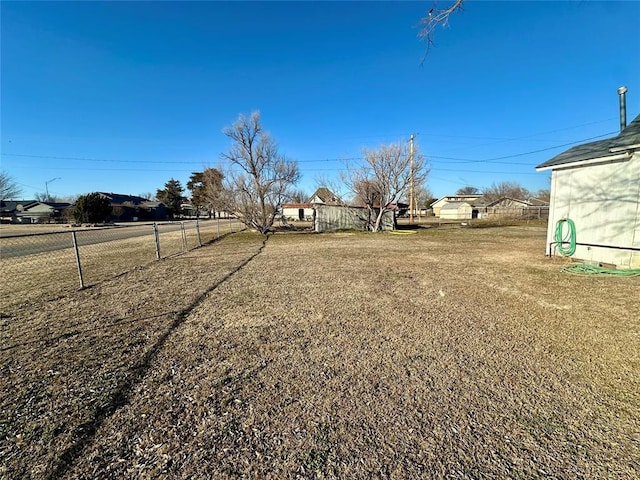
[
  {"left": 431, "top": 195, "right": 483, "bottom": 217},
  {"left": 545, "top": 152, "right": 640, "bottom": 268},
  {"left": 281, "top": 206, "right": 314, "bottom": 221},
  {"left": 440, "top": 203, "right": 473, "bottom": 220}
]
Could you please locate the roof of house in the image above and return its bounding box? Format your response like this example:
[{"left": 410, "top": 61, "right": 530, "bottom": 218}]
[
  {"left": 98, "top": 192, "right": 150, "bottom": 205},
  {"left": 430, "top": 194, "right": 484, "bottom": 207},
  {"left": 528, "top": 197, "right": 550, "bottom": 206},
  {"left": 26, "top": 202, "right": 72, "bottom": 209},
  {"left": 282, "top": 203, "right": 313, "bottom": 209},
  {"left": 141, "top": 201, "right": 164, "bottom": 208},
  {"left": 0, "top": 200, "right": 37, "bottom": 213},
  {"left": 310, "top": 187, "right": 341, "bottom": 205},
  {"left": 485, "top": 196, "right": 531, "bottom": 208},
  {"left": 536, "top": 114, "right": 640, "bottom": 170}
]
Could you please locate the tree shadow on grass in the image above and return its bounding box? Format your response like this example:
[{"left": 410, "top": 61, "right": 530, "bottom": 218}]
[{"left": 45, "top": 236, "right": 269, "bottom": 480}]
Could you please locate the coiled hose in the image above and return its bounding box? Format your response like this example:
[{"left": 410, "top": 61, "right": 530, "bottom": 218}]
[{"left": 555, "top": 218, "right": 576, "bottom": 256}]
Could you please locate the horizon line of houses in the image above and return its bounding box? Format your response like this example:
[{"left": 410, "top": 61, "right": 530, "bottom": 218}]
[
  {"left": 280, "top": 189, "right": 549, "bottom": 222},
  {"left": 0, "top": 192, "right": 169, "bottom": 224},
  {"left": 2, "top": 186, "right": 550, "bottom": 225}
]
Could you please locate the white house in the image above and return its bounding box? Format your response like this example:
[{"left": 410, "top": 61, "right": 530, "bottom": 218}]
[
  {"left": 280, "top": 202, "right": 314, "bottom": 221},
  {"left": 21, "top": 202, "right": 72, "bottom": 223},
  {"left": 430, "top": 194, "right": 484, "bottom": 217},
  {"left": 536, "top": 112, "right": 640, "bottom": 269}
]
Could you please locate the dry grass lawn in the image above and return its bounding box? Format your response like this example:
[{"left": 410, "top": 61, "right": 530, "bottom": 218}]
[{"left": 1, "top": 225, "right": 638, "bottom": 479}]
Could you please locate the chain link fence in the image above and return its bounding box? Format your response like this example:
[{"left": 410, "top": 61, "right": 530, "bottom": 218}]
[{"left": 0, "top": 218, "right": 242, "bottom": 310}]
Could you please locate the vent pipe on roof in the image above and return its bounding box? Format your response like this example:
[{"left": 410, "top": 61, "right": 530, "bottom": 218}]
[{"left": 617, "top": 86, "right": 627, "bottom": 132}]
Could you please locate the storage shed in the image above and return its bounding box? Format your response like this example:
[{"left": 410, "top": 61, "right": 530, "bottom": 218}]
[
  {"left": 536, "top": 107, "right": 640, "bottom": 269},
  {"left": 439, "top": 201, "right": 474, "bottom": 220},
  {"left": 430, "top": 194, "right": 483, "bottom": 217}
]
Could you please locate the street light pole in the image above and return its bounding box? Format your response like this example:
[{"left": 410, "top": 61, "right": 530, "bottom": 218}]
[{"left": 45, "top": 177, "right": 61, "bottom": 202}]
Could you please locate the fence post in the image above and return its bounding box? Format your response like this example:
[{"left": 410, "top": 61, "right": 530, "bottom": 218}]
[
  {"left": 195, "top": 219, "right": 202, "bottom": 247},
  {"left": 153, "top": 223, "right": 161, "bottom": 259},
  {"left": 71, "top": 231, "right": 85, "bottom": 289},
  {"left": 217, "top": 217, "right": 220, "bottom": 238},
  {"left": 229, "top": 215, "right": 232, "bottom": 232},
  {"left": 180, "top": 222, "right": 187, "bottom": 251}
]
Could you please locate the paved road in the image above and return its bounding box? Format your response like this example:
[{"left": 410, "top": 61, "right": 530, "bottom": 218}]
[{"left": 0, "top": 221, "right": 238, "bottom": 259}]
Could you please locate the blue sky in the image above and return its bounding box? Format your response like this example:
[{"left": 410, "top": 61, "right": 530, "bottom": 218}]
[{"left": 2, "top": 1, "right": 639, "bottom": 201}]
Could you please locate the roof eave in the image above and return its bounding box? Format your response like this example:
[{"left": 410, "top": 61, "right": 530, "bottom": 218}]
[
  {"left": 609, "top": 143, "right": 640, "bottom": 153},
  {"left": 536, "top": 152, "right": 632, "bottom": 172}
]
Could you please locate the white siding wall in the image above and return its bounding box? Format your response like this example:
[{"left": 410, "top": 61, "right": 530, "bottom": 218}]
[
  {"left": 546, "top": 152, "right": 640, "bottom": 268},
  {"left": 440, "top": 203, "right": 473, "bottom": 220},
  {"left": 281, "top": 207, "right": 314, "bottom": 220}
]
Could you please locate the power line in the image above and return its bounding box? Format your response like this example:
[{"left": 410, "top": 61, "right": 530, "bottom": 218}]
[
  {"left": 1, "top": 130, "right": 615, "bottom": 171},
  {"left": 0, "top": 152, "right": 362, "bottom": 164},
  {"left": 420, "top": 117, "right": 617, "bottom": 142},
  {"left": 1, "top": 153, "right": 203, "bottom": 164},
  {"left": 428, "top": 132, "right": 617, "bottom": 164}
]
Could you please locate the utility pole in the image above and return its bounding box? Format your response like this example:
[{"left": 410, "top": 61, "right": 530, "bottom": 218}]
[
  {"left": 45, "top": 177, "right": 61, "bottom": 202},
  {"left": 409, "top": 134, "right": 415, "bottom": 224}
]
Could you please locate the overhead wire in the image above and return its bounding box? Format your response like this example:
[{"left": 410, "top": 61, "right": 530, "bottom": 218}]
[{"left": 0, "top": 124, "right": 617, "bottom": 173}]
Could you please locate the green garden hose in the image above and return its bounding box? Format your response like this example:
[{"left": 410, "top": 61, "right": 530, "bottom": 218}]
[
  {"left": 555, "top": 218, "right": 576, "bottom": 256},
  {"left": 561, "top": 264, "right": 640, "bottom": 276}
]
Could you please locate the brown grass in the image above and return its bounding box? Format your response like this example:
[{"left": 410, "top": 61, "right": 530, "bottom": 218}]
[{"left": 1, "top": 226, "right": 638, "bottom": 479}]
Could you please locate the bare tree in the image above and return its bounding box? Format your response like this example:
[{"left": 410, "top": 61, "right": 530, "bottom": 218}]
[
  {"left": 483, "top": 181, "right": 531, "bottom": 203},
  {"left": 222, "top": 111, "right": 300, "bottom": 234},
  {"left": 138, "top": 192, "right": 156, "bottom": 201},
  {"left": 413, "top": 183, "right": 434, "bottom": 217},
  {"left": 418, "top": 0, "right": 465, "bottom": 55},
  {"left": 288, "top": 188, "right": 309, "bottom": 203},
  {"left": 35, "top": 192, "right": 60, "bottom": 202},
  {"left": 344, "top": 142, "right": 429, "bottom": 231},
  {"left": 534, "top": 188, "right": 551, "bottom": 202},
  {"left": 352, "top": 178, "right": 383, "bottom": 208},
  {"left": 0, "top": 171, "right": 22, "bottom": 200},
  {"left": 456, "top": 185, "right": 480, "bottom": 195}
]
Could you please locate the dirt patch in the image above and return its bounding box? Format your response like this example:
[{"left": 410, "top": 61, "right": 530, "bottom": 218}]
[{"left": 1, "top": 227, "right": 638, "bottom": 479}]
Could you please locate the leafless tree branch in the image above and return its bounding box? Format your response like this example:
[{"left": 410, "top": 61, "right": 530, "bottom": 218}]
[
  {"left": 0, "top": 171, "right": 22, "bottom": 200},
  {"left": 418, "top": 0, "right": 464, "bottom": 59},
  {"left": 222, "top": 111, "right": 300, "bottom": 234},
  {"left": 343, "top": 142, "right": 429, "bottom": 231}
]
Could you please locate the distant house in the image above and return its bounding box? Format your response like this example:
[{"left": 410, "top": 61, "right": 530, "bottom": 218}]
[
  {"left": 536, "top": 105, "right": 640, "bottom": 268},
  {"left": 310, "top": 187, "right": 343, "bottom": 206},
  {"left": 484, "top": 197, "right": 549, "bottom": 219},
  {"left": 21, "top": 202, "right": 72, "bottom": 223},
  {"left": 98, "top": 192, "right": 167, "bottom": 221},
  {"left": 430, "top": 194, "right": 484, "bottom": 217},
  {"left": 0, "top": 200, "right": 36, "bottom": 222},
  {"left": 483, "top": 197, "right": 529, "bottom": 218},
  {"left": 528, "top": 197, "right": 550, "bottom": 207},
  {"left": 281, "top": 202, "right": 314, "bottom": 221},
  {"left": 486, "top": 197, "right": 530, "bottom": 209}
]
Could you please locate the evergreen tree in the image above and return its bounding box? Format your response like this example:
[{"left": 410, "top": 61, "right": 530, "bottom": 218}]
[
  {"left": 156, "top": 178, "right": 186, "bottom": 218},
  {"left": 73, "top": 193, "right": 112, "bottom": 223}
]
